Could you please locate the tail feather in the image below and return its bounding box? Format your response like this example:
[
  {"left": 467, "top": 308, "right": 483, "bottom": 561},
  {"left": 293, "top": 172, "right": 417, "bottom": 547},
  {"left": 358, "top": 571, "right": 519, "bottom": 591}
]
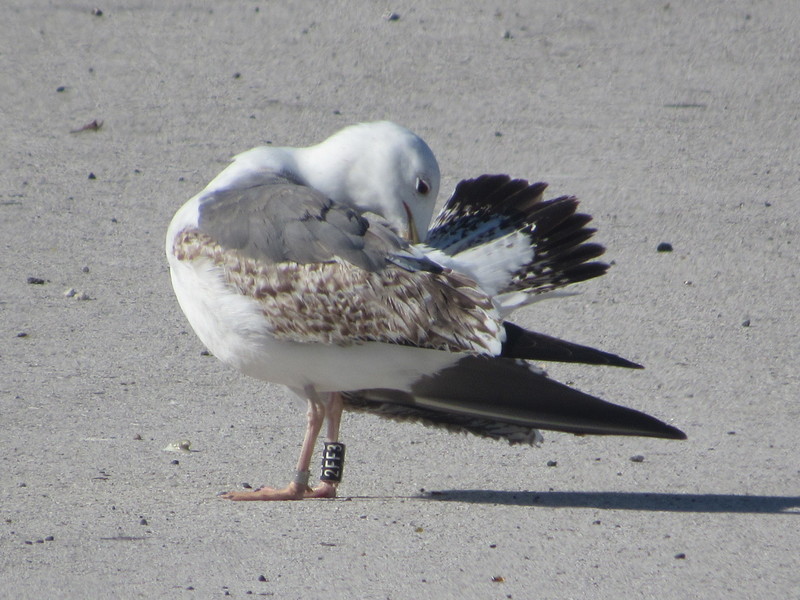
[
  {"left": 424, "top": 175, "right": 609, "bottom": 310},
  {"left": 539, "top": 242, "right": 606, "bottom": 271},
  {"left": 545, "top": 214, "right": 595, "bottom": 244},
  {"left": 524, "top": 196, "right": 581, "bottom": 238},
  {"left": 541, "top": 227, "right": 596, "bottom": 254},
  {"left": 483, "top": 179, "right": 542, "bottom": 212},
  {"left": 538, "top": 229, "right": 598, "bottom": 258},
  {"left": 426, "top": 176, "right": 547, "bottom": 254}
]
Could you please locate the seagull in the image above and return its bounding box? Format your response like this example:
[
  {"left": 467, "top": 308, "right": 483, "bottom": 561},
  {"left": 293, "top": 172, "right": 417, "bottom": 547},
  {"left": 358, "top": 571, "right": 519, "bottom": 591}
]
[{"left": 166, "top": 121, "right": 685, "bottom": 501}]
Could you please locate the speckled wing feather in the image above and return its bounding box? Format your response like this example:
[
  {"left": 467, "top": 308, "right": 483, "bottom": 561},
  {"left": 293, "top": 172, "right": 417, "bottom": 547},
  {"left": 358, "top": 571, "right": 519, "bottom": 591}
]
[
  {"left": 427, "top": 175, "right": 609, "bottom": 295},
  {"left": 172, "top": 179, "right": 502, "bottom": 353},
  {"left": 427, "top": 176, "right": 547, "bottom": 253}
]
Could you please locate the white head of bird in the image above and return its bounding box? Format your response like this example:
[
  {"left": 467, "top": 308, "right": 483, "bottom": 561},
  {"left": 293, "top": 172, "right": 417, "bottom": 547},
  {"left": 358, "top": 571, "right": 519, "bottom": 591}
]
[{"left": 296, "top": 121, "right": 440, "bottom": 242}]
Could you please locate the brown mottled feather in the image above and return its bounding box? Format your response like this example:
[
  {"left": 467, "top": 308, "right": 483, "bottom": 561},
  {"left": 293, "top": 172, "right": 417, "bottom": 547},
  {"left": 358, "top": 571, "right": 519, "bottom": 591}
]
[{"left": 174, "top": 229, "right": 500, "bottom": 354}]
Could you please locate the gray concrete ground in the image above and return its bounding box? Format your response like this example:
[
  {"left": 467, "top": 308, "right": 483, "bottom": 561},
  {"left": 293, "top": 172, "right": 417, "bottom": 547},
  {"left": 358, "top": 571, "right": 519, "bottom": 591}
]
[{"left": 1, "top": 1, "right": 798, "bottom": 598}]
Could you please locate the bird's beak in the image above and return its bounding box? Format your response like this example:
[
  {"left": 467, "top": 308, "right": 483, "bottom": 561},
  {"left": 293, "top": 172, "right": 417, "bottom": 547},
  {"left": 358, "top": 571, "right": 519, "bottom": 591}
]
[{"left": 403, "top": 202, "right": 420, "bottom": 244}]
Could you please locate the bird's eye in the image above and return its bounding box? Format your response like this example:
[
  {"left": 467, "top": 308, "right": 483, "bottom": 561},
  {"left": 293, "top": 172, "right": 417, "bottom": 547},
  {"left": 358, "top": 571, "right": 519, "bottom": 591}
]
[{"left": 415, "top": 177, "right": 430, "bottom": 195}]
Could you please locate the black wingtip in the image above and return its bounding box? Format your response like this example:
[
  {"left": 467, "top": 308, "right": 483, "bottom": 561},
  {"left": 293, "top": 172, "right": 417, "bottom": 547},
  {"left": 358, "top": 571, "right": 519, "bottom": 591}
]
[
  {"left": 407, "top": 356, "right": 685, "bottom": 440},
  {"left": 662, "top": 425, "right": 688, "bottom": 440},
  {"left": 502, "top": 322, "right": 644, "bottom": 369}
]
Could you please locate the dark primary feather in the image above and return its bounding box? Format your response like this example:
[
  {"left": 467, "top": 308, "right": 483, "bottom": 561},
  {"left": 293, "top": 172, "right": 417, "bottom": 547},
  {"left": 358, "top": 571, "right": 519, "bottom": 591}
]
[
  {"left": 345, "top": 356, "right": 685, "bottom": 444},
  {"left": 500, "top": 322, "right": 643, "bottom": 368}
]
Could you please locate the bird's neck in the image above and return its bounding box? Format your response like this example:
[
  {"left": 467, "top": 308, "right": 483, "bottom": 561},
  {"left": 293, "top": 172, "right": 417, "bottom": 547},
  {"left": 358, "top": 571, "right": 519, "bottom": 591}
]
[{"left": 293, "top": 144, "right": 356, "bottom": 206}]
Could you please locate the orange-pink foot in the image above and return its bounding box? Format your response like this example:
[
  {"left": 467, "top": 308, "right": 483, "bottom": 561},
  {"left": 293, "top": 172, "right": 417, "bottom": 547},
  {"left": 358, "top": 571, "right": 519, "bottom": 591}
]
[
  {"left": 221, "top": 480, "right": 337, "bottom": 501},
  {"left": 306, "top": 480, "right": 337, "bottom": 499}
]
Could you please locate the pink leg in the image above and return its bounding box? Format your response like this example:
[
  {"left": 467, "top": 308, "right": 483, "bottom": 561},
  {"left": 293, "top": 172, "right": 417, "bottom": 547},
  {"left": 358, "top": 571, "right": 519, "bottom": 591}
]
[
  {"left": 222, "top": 387, "right": 326, "bottom": 501},
  {"left": 307, "top": 392, "right": 344, "bottom": 499}
]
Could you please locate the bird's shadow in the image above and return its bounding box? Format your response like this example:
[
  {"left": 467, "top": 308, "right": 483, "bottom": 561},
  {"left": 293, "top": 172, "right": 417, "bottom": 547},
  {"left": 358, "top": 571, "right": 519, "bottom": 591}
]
[{"left": 412, "top": 489, "right": 799, "bottom": 514}]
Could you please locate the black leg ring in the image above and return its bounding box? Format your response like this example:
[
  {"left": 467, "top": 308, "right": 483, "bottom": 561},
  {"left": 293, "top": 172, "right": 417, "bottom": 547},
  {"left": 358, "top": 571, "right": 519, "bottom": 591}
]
[{"left": 320, "top": 442, "right": 345, "bottom": 483}]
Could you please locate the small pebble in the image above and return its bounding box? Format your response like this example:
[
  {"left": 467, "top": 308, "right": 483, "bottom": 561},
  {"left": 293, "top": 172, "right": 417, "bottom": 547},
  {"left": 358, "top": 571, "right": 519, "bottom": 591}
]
[
  {"left": 27, "top": 277, "right": 46, "bottom": 285},
  {"left": 630, "top": 454, "right": 645, "bottom": 463},
  {"left": 56, "top": 86, "right": 66, "bottom": 93},
  {"left": 741, "top": 319, "right": 751, "bottom": 327},
  {"left": 133, "top": 433, "right": 142, "bottom": 440},
  {"left": 502, "top": 30, "right": 512, "bottom": 39},
  {"left": 546, "top": 460, "right": 558, "bottom": 467},
  {"left": 384, "top": 11, "right": 400, "bottom": 21},
  {"left": 258, "top": 575, "right": 268, "bottom": 582},
  {"left": 491, "top": 575, "right": 505, "bottom": 582},
  {"left": 233, "top": 72, "right": 241, "bottom": 79},
  {"left": 70, "top": 119, "right": 103, "bottom": 133},
  {"left": 92, "top": 8, "right": 103, "bottom": 16},
  {"left": 88, "top": 173, "right": 96, "bottom": 180},
  {"left": 171, "top": 459, "right": 179, "bottom": 465},
  {"left": 45, "top": 535, "right": 54, "bottom": 541},
  {"left": 674, "top": 552, "right": 686, "bottom": 559},
  {"left": 139, "top": 518, "right": 148, "bottom": 526},
  {"left": 82, "top": 266, "right": 90, "bottom": 273},
  {"left": 657, "top": 242, "right": 673, "bottom": 252},
  {"left": 16, "top": 332, "right": 28, "bottom": 338},
  {"left": 64, "top": 288, "right": 90, "bottom": 300}
]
